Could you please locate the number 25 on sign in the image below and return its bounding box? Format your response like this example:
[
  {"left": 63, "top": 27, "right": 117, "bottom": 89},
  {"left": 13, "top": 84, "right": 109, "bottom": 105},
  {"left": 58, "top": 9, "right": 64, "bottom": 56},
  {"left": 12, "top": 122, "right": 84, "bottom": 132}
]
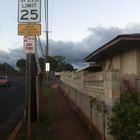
[{"left": 18, "top": 0, "right": 41, "bottom": 23}]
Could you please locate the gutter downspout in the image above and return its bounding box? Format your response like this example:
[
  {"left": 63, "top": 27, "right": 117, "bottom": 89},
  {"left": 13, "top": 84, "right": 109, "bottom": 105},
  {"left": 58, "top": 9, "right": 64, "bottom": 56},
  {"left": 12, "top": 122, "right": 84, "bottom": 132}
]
[{"left": 119, "top": 45, "right": 122, "bottom": 74}]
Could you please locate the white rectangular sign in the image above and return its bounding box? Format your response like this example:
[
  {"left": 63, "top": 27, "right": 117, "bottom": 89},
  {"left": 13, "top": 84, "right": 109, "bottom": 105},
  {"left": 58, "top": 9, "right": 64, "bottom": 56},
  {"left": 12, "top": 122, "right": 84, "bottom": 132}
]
[
  {"left": 46, "top": 63, "right": 50, "bottom": 71},
  {"left": 24, "top": 36, "right": 36, "bottom": 54},
  {"left": 18, "top": 0, "right": 41, "bottom": 23}
]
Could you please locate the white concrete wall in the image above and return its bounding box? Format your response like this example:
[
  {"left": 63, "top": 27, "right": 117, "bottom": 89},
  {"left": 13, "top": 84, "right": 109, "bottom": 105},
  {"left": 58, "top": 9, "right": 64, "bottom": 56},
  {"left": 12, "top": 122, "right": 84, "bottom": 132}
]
[{"left": 60, "top": 70, "right": 120, "bottom": 140}]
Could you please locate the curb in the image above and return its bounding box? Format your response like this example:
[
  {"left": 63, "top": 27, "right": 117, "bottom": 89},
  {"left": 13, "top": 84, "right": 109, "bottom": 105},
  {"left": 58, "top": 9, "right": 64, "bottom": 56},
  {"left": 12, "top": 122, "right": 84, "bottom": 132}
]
[{"left": 8, "top": 117, "right": 23, "bottom": 140}]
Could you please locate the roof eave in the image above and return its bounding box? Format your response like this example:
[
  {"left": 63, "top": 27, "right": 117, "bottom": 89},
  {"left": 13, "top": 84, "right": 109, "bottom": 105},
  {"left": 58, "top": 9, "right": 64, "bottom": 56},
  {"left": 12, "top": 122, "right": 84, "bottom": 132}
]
[{"left": 83, "top": 35, "right": 140, "bottom": 62}]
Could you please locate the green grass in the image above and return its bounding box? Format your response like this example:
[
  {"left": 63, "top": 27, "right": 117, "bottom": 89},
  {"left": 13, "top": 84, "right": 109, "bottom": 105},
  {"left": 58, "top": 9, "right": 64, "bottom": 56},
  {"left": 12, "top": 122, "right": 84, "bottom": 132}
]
[{"left": 13, "top": 86, "right": 53, "bottom": 140}]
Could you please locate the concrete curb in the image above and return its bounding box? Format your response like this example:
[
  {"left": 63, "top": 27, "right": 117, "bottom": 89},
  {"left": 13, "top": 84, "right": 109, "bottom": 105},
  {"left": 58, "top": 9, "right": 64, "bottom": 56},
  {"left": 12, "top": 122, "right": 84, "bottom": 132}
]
[{"left": 7, "top": 117, "right": 23, "bottom": 140}]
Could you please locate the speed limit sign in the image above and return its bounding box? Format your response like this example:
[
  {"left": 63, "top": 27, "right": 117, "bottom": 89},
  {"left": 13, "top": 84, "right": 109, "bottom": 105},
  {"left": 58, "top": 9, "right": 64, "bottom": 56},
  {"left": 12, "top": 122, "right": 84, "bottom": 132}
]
[{"left": 18, "top": 0, "right": 41, "bottom": 23}]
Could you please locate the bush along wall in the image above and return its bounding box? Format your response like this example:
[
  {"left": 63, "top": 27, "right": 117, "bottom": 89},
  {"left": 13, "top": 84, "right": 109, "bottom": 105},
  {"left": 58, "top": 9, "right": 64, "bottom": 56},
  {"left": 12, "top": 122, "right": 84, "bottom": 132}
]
[{"left": 107, "top": 79, "right": 140, "bottom": 140}]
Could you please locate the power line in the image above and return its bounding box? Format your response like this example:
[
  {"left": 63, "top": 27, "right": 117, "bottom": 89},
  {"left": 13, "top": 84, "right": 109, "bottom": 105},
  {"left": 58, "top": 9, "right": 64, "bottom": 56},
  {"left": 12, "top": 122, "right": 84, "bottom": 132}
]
[
  {"left": 50, "top": 0, "right": 54, "bottom": 33},
  {"left": 44, "top": 0, "right": 48, "bottom": 32},
  {"left": 38, "top": 36, "right": 44, "bottom": 57},
  {"left": 36, "top": 36, "right": 44, "bottom": 57},
  {"left": 41, "top": 0, "right": 45, "bottom": 31}
]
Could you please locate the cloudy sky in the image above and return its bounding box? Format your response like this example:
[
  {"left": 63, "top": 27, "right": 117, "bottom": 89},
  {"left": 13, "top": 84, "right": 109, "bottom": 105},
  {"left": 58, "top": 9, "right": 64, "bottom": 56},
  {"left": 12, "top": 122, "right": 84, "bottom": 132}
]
[{"left": 0, "top": 0, "right": 140, "bottom": 69}]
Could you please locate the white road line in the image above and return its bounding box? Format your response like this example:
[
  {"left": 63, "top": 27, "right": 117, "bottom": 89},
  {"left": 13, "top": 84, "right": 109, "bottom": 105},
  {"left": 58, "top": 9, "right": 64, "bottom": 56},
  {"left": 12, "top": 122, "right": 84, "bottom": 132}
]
[{"left": 10, "top": 86, "right": 16, "bottom": 89}]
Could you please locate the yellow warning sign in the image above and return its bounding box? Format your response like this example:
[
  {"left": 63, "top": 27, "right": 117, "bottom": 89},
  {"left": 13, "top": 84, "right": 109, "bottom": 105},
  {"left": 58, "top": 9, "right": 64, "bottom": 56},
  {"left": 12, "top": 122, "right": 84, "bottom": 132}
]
[{"left": 18, "top": 24, "right": 41, "bottom": 35}]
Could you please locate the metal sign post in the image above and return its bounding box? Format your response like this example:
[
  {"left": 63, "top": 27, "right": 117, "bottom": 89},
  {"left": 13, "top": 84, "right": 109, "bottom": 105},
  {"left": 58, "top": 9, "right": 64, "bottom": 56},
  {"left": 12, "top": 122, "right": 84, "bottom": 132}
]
[
  {"left": 25, "top": 36, "right": 36, "bottom": 140},
  {"left": 27, "top": 54, "right": 31, "bottom": 140}
]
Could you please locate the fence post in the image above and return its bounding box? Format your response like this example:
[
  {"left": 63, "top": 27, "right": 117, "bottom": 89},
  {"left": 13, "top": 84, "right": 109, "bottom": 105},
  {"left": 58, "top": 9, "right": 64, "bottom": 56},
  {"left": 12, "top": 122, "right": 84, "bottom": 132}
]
[
  {"left": 89, "top": 96, "right": 92, "bottom": 131},
  {"left": 102, "top": 101, "right": 105, "bottom": 140},
  {"left": 36, "top": 75, "right": 40, "bottom": 121}
]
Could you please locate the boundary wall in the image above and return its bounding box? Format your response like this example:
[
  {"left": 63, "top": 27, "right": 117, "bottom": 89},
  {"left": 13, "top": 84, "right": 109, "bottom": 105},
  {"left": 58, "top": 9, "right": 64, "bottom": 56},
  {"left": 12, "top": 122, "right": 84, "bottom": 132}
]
[{"left": 59, "top": 70, "right": 120, "bottom": 140}]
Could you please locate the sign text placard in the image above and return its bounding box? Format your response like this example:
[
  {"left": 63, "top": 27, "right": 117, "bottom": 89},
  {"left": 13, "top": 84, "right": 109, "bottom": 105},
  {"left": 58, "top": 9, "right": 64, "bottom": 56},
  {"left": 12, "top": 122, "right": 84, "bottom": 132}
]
[
  {"left": 18, "top": 24, "right": 41, "bottom": 35},
  {"left": 24, "top": 36, "right": 36, "bottom": 54},
  {"left": 18, "top": 0, "right": 41, "bottom": 23}
]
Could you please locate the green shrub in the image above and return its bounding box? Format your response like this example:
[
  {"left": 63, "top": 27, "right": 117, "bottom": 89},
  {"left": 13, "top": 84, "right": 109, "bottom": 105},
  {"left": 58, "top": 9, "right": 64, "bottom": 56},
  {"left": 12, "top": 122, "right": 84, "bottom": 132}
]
[{"left": 107, "top": 79, "right": 140, "bottom": 140}]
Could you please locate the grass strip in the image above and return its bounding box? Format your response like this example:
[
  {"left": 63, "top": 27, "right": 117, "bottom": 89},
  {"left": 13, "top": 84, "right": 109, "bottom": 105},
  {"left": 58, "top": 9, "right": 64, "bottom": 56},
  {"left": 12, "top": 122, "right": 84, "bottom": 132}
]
[{"left": 13, "top": 85, "right": 53, "bottom": 140}]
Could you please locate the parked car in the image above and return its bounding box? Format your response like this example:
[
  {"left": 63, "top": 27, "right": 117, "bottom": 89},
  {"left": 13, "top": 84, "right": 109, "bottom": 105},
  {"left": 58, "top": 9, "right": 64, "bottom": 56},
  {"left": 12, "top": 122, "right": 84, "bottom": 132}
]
[{"left": 0, "top": 76, "right": 12, "bottom": 87}]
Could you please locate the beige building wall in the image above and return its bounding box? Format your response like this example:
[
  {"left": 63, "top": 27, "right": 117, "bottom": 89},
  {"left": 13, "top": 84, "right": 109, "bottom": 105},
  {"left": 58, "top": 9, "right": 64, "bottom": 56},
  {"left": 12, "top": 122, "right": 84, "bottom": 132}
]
[
  {"left": 136, "top": 47, "right": 140, "bottom": 76},
  {"left": 112, "top": 55, "right": 120, "bottom": 70},
  {"left": 103, "top": 55, "right": 120, "bottom": 71},
  {"left": 121, "top": 49, "right": 136, "bottom": 75},
  {"left": 135, "top": 47, "right": 140, "bottom": 91},
  {"left": 103, "top": 49, "right": 138, "bottom": 75},
  {"left": 104, "top": 59, "right": 110, "bottom": 70},
  {"left": 102, "top": 49, "right": 139, "bottom": 90}
]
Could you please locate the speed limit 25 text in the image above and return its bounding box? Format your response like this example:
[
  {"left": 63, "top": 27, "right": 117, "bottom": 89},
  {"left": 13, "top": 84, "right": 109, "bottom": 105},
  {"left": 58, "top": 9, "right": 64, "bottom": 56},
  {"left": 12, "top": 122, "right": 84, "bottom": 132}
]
[{"left": 20, "top": 0, "right": 39, "bottom": 2}]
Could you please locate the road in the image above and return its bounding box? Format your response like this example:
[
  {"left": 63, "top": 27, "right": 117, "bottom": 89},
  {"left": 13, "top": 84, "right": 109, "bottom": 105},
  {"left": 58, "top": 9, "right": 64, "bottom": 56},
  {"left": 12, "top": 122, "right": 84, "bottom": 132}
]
[{"left": 0, "top": 75, "right": 26, "bottom": 125}]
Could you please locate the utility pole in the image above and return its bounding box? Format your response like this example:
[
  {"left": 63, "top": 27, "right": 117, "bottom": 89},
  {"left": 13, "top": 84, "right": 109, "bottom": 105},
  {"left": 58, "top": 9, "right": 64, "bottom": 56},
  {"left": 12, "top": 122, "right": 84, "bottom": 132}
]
[
  {"left": 45, "top": 0, "right": 49, "bottom": 80},
  {"left": 26, "top": 36, "right": 37, "bottom": 140},
  {"left": 27, "top": 54, "right": 31, "bottom": 140},
  {"left": 27, "top": 53, "right": 37, "bottom": 138}
]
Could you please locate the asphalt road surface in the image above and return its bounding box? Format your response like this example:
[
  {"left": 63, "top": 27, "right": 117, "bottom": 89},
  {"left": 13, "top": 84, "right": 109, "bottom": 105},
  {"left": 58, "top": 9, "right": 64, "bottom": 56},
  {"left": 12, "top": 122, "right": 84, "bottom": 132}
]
[{"left": 0, "top": 75, "right": 26, "bottom": 125}]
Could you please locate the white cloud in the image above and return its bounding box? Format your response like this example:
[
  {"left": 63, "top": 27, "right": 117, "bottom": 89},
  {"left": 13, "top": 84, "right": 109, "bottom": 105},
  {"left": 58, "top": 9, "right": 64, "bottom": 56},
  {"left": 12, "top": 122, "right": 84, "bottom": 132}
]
[{"left": 1, "top": 23, "right": 140, "bottom": 69}]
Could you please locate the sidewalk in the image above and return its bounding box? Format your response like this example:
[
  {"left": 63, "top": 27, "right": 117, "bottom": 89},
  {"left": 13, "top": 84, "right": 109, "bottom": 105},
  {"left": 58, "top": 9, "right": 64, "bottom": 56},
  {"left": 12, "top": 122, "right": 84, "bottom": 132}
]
[{"left": 52, "top": 84, "right": 94, "bottom": 140}]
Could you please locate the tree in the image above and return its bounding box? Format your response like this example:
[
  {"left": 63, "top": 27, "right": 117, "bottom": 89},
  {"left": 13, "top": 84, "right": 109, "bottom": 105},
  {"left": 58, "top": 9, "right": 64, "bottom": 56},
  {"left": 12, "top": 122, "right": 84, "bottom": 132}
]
[
  {"left": 16, "top": 59, "right": 26, "bottom": 69},
  {"left": 16, "top": 55, "right": 74, "bottom": 73},
  {"left": 55, "top": 62, "right": 65, "bottom": 72},
  {"left": 52, "top": 55, "right": 74, "bottom": 72},
  {"left": 65, "top": 63, "right": 74, "bottom": 71},
  {"left": 0, "top": 63, "right": 15, "bottom": 72},
  {"left": 0, "top": 63, "right": 6, "bottom": 71},
  {"left": 48, "top": 56, "right": 58, "bottom": 71},
  {"left": 53, "top": 55, "right": 65, "bottom": 65},
  {"left": 39, "top": 56, "right": 58, "bottom": 71}
]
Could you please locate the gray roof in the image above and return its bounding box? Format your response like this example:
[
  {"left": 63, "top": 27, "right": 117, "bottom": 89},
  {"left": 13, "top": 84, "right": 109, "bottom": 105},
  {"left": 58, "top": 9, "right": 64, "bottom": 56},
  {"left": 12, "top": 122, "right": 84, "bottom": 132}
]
[{"left": 76, "top": 63, "right": 102, "bottom": 72}]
